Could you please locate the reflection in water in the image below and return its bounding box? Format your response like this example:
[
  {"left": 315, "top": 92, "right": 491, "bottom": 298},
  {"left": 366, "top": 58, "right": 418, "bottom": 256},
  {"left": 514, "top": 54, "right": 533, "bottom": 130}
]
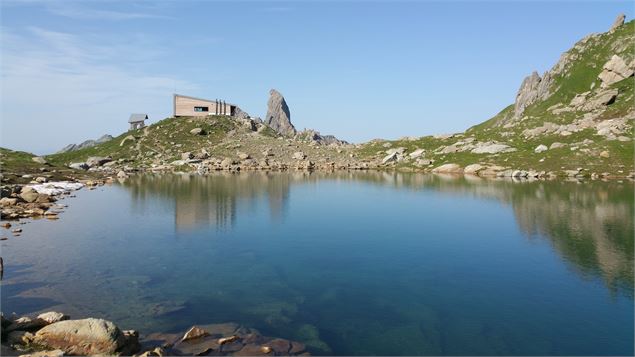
[
  {"left": 123, "top": 172, "right": 295, "bottom": 231},
  {"left": 122, "top": 172, "right": 633, "bottom": 294},
  {"left": 2, "top": 172, "right": 632, "bottom": 355}
]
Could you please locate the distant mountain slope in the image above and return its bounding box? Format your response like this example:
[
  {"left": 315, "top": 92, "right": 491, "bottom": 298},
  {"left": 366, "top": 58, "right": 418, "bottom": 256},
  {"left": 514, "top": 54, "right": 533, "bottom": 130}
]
[
  {"left": 57, "top": 134, "right": 114, "bottom": 153},
  {"left": 357, "top": 15, "right": 634, "bottom": 178}
]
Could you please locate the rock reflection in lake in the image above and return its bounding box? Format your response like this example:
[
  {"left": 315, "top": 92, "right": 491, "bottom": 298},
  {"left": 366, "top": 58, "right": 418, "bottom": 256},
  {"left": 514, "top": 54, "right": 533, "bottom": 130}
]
[
  {"left": 121, "top": 172, "right": 633, "bottom": 295},
  {"left": 1, "top": 172, "right": 632, "bottom": 355},
  {"left": 122, "top": 172, "right": 293, "bottom": 231}
]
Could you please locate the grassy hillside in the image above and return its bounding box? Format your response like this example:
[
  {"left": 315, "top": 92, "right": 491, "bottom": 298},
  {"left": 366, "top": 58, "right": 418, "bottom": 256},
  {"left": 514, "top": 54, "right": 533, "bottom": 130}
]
[
  {"left": 4, "top": 21, "right": 633, "bottom": 180},
  {"left": 356, "top": 20, "right": 634, "bottom": 177},
  {"left": 45, "top": 115, "right": 356, "bottom": 171}
]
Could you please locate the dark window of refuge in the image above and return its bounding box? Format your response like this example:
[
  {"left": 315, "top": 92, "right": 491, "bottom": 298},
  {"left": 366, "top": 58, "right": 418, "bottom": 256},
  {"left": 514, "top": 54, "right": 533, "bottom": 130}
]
[{"left": 194, "top": 106, "right": 209, "bottom": 112}]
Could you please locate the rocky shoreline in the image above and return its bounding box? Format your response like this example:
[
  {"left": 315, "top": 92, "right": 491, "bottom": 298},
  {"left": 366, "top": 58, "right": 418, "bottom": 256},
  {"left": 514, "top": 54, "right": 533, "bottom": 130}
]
[{"left": 1, "top": 312, "right": 309, "bottom": 356}]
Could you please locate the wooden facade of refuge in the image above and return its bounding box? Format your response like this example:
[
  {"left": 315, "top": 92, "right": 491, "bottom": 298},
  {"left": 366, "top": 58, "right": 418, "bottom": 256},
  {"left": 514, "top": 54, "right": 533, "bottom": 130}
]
[
  {"left": 128, "top": 113, "right": 148, "bottom": 130},
  {"left": 173, "top": 94, "right": 237, "bottom": 117}
]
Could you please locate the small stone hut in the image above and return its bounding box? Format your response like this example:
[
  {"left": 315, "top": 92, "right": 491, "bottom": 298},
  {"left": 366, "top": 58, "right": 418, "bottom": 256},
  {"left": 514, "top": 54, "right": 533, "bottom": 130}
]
[{"left": 129, "top": 114, "right": 148, "bottom": 130}]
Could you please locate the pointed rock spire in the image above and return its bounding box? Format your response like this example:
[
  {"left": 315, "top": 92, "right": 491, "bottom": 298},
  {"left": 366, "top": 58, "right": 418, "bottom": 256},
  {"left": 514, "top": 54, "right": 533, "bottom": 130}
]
[{"left": 265, "top": 89, "right": 296, "bottom": 136}]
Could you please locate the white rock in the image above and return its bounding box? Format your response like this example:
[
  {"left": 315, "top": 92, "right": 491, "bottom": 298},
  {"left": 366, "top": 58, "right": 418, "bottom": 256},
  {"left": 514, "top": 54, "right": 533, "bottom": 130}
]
[
  {"left": 534, "top": 144, "right": 548, "bottom": 153},
  {"left": 471, "top": 143, "right": 515, "bottom": 154},
  {"left": 28, "top": 182, "right": 83, "bottom": 196},
  {"left": 408, "top": 148, "right": 425, "bottom": 159},
  {"left": 382, "top": 152, "right": 398, "bottom": 164}
]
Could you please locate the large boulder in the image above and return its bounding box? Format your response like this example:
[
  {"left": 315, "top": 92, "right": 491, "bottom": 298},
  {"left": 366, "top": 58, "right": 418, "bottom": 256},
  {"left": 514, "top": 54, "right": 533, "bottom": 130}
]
[
  {"left": 464, "top": 164, "right": 484, "bottom": 175},
  {"left": 68, "top": 162, "right": 89, "bottom": 171},
  {"left": 190, "top": 128, "right": 205, "bottom": 135},
  {"left": 265, "top": 89, "right": 296, "bottom": 136},
  {"left": 19, "top": 187, "right": 39, "bottom": 203},
  {"left": 470, "top": 143, "right": 515, "bottom": 154},
  {"left": 31, "top": 157, "right": 48, "bottom": 165},
  {"left": 432, "top": 163, "right": 463, "bottom": 174},
  {"left": 581, "top": 88, "right": 618, "bottom": 111},
  {"left": 86, "top": 156, "right": 112, "bottom": 168},
  {"left": 33, "top": 318, "right": 126, "bottom": 356},
  {"left": 598, "top": 55, "right": 634, "bottom": 87}
]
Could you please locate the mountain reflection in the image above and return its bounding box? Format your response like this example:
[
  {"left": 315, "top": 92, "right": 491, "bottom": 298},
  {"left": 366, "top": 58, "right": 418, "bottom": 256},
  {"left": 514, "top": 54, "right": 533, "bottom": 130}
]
[{"left": 120, "top": 172, "right": 633, "bottom": 294}]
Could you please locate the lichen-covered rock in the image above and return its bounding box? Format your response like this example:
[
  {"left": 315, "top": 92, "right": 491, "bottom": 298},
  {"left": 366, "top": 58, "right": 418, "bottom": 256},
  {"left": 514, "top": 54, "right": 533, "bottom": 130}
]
[{"left": 33, "top": 318, "right": 126, "bottom": 356}]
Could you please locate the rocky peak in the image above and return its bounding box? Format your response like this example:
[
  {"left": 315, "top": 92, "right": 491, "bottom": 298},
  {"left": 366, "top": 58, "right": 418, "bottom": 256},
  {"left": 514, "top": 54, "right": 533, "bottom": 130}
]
[
  {"left": 265, "top": 89, "right": 296, "bottom": 136},
  {"left": 610, "top": 13, "right": 625, "bottom": 32},
  {"left": 513, "top": 71, "right": 553, "bottom": 118}
]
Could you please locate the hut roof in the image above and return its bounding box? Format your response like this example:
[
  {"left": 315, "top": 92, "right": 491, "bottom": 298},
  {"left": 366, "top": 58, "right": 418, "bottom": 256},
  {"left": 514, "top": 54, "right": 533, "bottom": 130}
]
[{"left": 128, "top": 113, "right": 148, "bottom": 123}]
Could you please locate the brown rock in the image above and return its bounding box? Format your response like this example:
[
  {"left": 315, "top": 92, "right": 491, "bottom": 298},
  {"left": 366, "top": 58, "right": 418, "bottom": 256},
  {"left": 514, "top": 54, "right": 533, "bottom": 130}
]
[
  {"left": 267, "top": 338, "right": 291, "bottom": 354},
  {"left": 0, "top": 198, "right": 17, "bottom": 207},
  {"left": 290, "top": 341, "right": 307, "bottom": 354},
  {"left": 234, "top": 344, "right": 269, "bottom": 356},
  {"left": 220, "top": 340, "right": 244, "bottom": 353},
  {"left": 171, "top": 336, "right": 220, "bottom": 356}
]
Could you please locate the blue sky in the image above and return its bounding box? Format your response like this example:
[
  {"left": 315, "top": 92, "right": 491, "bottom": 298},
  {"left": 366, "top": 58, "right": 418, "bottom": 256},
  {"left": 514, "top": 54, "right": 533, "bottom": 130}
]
[{"left": 1, "top": 1, "right": 633, "bottom": 154}]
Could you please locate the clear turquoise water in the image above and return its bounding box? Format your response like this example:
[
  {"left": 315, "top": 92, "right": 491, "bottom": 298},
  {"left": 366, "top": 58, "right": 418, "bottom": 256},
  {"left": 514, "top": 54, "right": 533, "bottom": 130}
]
[{"left": 1, "top": 172, "right": 633, "bottom": 355}]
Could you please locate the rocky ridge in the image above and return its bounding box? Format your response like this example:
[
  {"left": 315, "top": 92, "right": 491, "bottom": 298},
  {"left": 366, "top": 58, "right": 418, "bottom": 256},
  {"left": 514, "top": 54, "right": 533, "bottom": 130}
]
[
  {"left": 355, "top": 14, "right": 634, "bottom": 179},
  {"left": 57, "top": 135, "right": 113, "bottom": 154}
]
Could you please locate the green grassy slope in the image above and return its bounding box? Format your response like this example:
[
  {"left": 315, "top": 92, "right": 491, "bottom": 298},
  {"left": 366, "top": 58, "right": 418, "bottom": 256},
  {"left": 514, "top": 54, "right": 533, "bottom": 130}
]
[{"left": 357, "top": 20, "right": 634, "bottom": 176}]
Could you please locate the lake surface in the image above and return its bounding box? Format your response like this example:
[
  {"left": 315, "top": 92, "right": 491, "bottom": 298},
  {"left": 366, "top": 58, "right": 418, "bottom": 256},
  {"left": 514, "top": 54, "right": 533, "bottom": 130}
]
[{"left": 1, "top": 172, "right": 633, "bottom": 355}]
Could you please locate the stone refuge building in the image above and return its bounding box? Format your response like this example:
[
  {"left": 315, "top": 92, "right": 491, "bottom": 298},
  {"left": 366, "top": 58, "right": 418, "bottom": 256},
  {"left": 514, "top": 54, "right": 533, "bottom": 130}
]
[
  {"left": 173, "top": 94, "right": 237, "bottom": 117},
  {"left": 128, "top": 113, "right": 148, "bottom": 130}
]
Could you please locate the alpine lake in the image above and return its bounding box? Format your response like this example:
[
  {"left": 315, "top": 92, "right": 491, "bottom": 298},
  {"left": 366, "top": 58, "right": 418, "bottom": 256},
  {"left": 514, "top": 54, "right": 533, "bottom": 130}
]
[{"left": 1, "top": 172, "right": 633, "bottom": 356}]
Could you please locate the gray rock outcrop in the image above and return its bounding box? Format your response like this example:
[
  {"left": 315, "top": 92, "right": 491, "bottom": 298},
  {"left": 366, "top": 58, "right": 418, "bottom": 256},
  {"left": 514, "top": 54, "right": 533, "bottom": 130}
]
[
  {"left": 296, "top": 129, "right": 348, "bottom": 146},
  {"left": 610, "top": 13, "right": 625, "bottom": 32},
  {"left": 265, "top": 89, "right": 296, "bottom": 136},
  {"left": 86, "top": 156, "right": 112, "bottom": 168},
  {"left": 514, "top": 71, "right": 553, "bottom": 118}
]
